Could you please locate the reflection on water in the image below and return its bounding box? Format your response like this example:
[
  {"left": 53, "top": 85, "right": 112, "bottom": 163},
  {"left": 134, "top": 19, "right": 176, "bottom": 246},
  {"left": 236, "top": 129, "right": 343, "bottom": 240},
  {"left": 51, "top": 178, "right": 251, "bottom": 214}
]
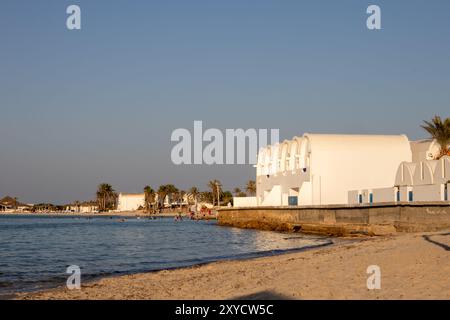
[{"left": 0, "top": 215, "right": 331, "bottom": 296}]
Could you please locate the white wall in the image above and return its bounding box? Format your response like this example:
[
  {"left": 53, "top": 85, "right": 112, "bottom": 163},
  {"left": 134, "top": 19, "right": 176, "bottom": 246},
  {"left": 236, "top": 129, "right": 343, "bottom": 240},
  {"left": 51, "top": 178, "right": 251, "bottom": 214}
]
[
  {"left": 395, "top": 156, "right": 450, "bottom": 186},
  {"left": 413, "top": 184, "right": 445, "bottom": 202},
  {"left": 257, "top": 134, "right": 412, "bottom": 206},
  {"left": 348, "top": 190, "right": 361, "bottom": 204},
  {"left": 372, "top": 187, "right": 398, "bottom": 203},
  {"left": 306, "top": 134, "right": 411, "bottom": 205},
  {"left": 399, "top": 186, "right": 414, "bottom": 202},
  {"left": 117, "top": 193, "right": 145, "bottom": 211},
  {"left": 410, "top": 140, "right": 441, "bottom": 162},
  {"left": 233, "top": 197, "right": 257, "bottom": 208}
]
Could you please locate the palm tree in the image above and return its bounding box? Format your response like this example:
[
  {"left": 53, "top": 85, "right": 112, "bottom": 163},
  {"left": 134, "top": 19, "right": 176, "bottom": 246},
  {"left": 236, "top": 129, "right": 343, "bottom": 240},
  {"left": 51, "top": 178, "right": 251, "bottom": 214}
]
[
  {"left": 422, "top": 116, "right": 450, "bottom": 159},
  {"left": 208, "top": 180, "right": 222, "bottom": 206},
  {"left": 157, "top": 185, "right": 168, "bottom": 210},
  {"left": 233, "top": 187, "right": 247, "bottom": 197},
  {"left": 165, "top": 184, "right": 179, "bottom": 206},
  {"left": 74, "top": 200, "right": 80, "bottom": 213},
  {"left": 246, "top": 180, "right": 256, "bottom": 196},
  {"left": 157, "top": 184, "right": 179, "bottom": 209},
  {"left": 199, "top": 191, "right": 213, "bottom": 204},
  {"left": 96, "top": 183, "right": 116, "bottom": 212},
  {"left": 189, "top": 187, "right": 200, "bottom": 206},
  {"left": 143, "top": 186, "right": 155, "bottom": 213}
]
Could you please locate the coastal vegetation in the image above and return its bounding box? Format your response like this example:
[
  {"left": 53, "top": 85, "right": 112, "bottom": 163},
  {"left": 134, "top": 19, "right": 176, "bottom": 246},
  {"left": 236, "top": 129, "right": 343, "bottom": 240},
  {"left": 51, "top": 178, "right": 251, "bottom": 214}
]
[
  {"left": 246, "top": 180, "right": 256, "bottom": 196},
  {"left": 143, "top": 186, "right": 156, "bottom": 213},
  {"left": 157, "top": 184, "right": 179, "bottom": 209},
  {"left": 96, "top": 183, "right": 117, "bottom": 212},
  {"left": 208, "top": 180, "right": 222, "bottom": 206}
]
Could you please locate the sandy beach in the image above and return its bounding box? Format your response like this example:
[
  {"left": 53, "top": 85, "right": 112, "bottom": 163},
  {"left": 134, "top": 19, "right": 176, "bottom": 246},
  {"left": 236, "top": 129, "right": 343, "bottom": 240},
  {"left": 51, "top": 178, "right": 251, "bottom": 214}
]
[{"left": 17, "top": 229, "right": 450, "bottom": 300}]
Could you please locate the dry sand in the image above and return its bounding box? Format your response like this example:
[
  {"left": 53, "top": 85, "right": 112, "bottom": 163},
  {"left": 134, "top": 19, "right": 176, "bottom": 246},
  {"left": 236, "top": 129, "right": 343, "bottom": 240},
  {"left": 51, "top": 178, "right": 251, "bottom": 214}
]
[{"left": 18, "top": 230, "right": 450, "bottom": 300}]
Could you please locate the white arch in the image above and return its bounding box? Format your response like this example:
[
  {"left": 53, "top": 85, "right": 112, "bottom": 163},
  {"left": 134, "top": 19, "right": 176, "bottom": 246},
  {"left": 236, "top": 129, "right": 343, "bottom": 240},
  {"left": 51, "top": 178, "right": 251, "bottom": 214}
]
[
  {"left": 413, "top": 161, "right": 436, "bottom": 185},
  {"left": 256, "top": 147, "right": 266, "bottom": 176},
  {"left": 299, "top": 135, "right": 310, "bottom": 170},
  {"left": 287, "top": 136, "right": 302, "bottom": 171},
  {"left": 433, "top": 156, "right": 450, "bottom": 183},
  {"left": 264, "top": 146, "right": 272, "bottom": 176},
  {"left": 279, "top": 140, "right": 290, "bottom": 173},
  {"left": 395, "top": 162, "right": 415, "bottom": 186},
  {"left": 270, "top": 143, "right": 280, "bottom": 175}
]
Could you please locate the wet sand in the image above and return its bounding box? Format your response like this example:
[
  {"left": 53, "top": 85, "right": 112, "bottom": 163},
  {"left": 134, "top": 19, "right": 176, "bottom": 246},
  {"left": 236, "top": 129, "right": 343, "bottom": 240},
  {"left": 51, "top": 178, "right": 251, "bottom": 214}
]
[
  {"left": 17, "top": 229, "right": 450, "bottom": 300},
  {"left": 0, "top": 211, "right": 200, "bottom": 218}
]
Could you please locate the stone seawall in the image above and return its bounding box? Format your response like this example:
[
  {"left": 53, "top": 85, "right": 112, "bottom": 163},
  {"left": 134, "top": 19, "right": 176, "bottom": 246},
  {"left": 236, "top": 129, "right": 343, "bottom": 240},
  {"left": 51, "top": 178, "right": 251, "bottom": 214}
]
[{"left": 217, "top": 202, "right": 450, "bottom": 236}]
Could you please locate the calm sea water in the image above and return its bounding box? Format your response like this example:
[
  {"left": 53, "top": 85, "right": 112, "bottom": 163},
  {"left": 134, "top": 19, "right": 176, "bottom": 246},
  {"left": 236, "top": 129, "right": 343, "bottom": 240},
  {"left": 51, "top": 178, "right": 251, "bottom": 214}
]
[{"left": 0, "top": 215, "right": 331, "bottom": 297}]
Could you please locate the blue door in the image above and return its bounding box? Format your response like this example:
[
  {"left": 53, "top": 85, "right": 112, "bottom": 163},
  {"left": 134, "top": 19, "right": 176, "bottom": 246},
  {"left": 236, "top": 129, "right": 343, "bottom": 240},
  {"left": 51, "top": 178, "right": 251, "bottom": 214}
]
[
  {"left": 397, "top": 190, "right": 400, "bottom": 202},
  {"left": 358, "top": 194, "right": 363, "bottom": 204},
  {"left": 369, "top": 193, "right": 373, "bottom": 204},
  {"left": 288, "top": 196, "right": 298, "bottom": 206},
  {"left": 408, "top": 191, "right": 413, "bottom": 202}
]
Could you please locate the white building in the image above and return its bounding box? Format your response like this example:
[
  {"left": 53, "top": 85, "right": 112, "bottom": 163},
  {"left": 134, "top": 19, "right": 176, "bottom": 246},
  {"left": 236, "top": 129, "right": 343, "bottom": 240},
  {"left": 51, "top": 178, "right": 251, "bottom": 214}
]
[
  {"left": 66, "top": 202, "right": 98, "bottom": 213},
  {"left": 252, "top": 134, "right": 412, "bottom": 207},
  {"left": 410, "top": 139, "right": 443, "bottom": 162},
  {"left": 117, "top": 193, "right": 145, "bottom": 212},
  {"left": 350, "top": 156, "right": 450, "bottom": 204}
]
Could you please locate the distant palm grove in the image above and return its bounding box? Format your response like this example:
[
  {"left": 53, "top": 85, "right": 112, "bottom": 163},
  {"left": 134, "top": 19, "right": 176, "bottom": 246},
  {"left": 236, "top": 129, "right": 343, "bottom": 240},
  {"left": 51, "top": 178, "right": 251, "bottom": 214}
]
[{"left": 93, "top": 180, "right": 256, "bottom": 212}]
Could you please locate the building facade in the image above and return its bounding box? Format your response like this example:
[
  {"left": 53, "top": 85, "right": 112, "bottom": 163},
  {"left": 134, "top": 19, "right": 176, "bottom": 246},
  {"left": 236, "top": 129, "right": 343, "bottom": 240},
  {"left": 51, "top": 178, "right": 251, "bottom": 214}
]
[
  {"left": 254, "top": 134, "right": 412, "bottom": 206},
  {"left": 117, "top": 193, "right": 145, "bottom": 212},
  {"left": 350, "top": 156, "right": 450, "bottom": 204}
]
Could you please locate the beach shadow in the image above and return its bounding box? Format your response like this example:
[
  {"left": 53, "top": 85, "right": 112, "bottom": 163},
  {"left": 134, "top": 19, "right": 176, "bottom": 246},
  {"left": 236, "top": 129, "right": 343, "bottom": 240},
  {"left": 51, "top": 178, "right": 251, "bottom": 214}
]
[
  {"left": 422, "top": 233, "right": 450, "bottom": 251},
  {"left": 231, "top": 291, "right": 293, "bottom": 300}
]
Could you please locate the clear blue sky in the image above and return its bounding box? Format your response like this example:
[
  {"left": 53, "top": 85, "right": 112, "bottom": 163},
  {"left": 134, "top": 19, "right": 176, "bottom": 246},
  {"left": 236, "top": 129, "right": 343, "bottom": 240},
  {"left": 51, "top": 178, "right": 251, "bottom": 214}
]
[{"left": 1, "top": 0, "right": 449, "bottom": 204}]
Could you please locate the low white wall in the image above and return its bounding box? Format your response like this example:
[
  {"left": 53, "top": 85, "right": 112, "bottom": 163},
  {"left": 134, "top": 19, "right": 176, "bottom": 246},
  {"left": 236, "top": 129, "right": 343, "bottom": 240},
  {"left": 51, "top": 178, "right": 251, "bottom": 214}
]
[
  {"left": 399, "top": 186, "right": 413, "bottom": 202},
  {"left": 117, "top": 194, "right": 145, "bottom": 211},
  {"left": 261, "top": 185, "right": 282, "bottom": 206},
  {"left": 233, "top": 197, "right": 257, "bottom": 208},
  {"left": 373, "top": 187, "right": 397, "bottom": 203},
  {"left": 361, "top": 189, "right": 373, "bottom": 204},
  {"left": 413, "top": 184, "right": 445, "bottom": 202},
  {"left": 348, "top": 190, "right": 361, "bottom": 204}
]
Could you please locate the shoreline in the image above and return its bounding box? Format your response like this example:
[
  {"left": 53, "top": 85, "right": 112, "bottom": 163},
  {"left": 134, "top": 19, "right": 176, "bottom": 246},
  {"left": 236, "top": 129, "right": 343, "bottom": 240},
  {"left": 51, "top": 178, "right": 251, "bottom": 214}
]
[
  {"left": 16, "top": 229, "right": 450, "bottom": 300},
  {"left": 8, "top": 238, "right": 336, "bottom": 300},
  {"left": 0, "top": 211, "right": 217, "bottom": 219}
]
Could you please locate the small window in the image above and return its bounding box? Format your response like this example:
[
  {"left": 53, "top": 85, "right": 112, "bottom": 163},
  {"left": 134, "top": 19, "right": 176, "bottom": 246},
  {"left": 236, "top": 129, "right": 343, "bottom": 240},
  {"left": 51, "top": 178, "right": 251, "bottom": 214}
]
[{"left": 288, "top": 196, "right": 298, "bottom": 206}]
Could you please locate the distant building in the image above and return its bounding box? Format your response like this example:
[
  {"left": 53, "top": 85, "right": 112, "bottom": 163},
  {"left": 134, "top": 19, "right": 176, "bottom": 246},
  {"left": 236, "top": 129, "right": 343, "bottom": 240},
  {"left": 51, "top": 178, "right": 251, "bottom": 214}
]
[
  {"left": 0, "top": 196, "right": 32, "bottom": 212},
  {"left": 117, "top": 193, "right": 145, "bottom": 212},
  {"left": 66, "top": 201, "right": 98, "bottom": 213}
]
